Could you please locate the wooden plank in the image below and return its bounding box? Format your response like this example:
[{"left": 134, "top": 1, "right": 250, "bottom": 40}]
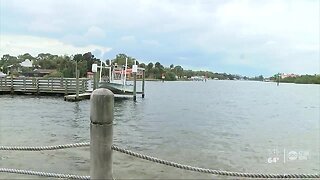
[{"left": 0, "top": 77, "right": 89, "bottom": 96}]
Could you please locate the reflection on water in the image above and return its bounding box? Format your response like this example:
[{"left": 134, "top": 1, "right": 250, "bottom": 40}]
[{"left": 0, "top": 81, "right": 319, "bottom": 179}]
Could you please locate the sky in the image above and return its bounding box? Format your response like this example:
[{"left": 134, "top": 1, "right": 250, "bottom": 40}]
[{"left": 0, "top": 0, "right": 319, "bottom": 76}]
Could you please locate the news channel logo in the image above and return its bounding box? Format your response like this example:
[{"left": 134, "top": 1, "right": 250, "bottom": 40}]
[{"left": 267, "top": 148, "right": 310, "bottom": 164}]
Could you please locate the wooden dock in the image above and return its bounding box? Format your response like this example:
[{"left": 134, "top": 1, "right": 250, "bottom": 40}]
[
  {"left": 64, "top": 92, "right": 91, "bottom": 101},
  {"left": 1, "top": 77, "right": 144, "bottom": 101},
  {"left": 63, "top": 91, "right": 137, "bottom": 102},
  {"left": 0, "top": 77, "right": 88, "bottom": 95}
]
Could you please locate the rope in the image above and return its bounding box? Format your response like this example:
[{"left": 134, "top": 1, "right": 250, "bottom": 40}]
[
  {"left": 1, "top": 143, "right": 319, "bottom": 178},
  {"left": 0, "top": 168, "right": 90, "bottom": 179},
  {"left": 0, "top": 142, "right": 89, "bottom": 151},
  {"left": 111, "top": 145, "right": 320, "bottom": 179}
]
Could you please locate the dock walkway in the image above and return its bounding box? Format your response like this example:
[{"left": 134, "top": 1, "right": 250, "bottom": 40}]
[{"left": 0, "top": 77, "right": 88, "bottom": 95}]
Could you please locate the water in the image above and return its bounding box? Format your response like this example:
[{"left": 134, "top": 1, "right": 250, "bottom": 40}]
[{"left": 0, "top": 80, "right": 319, "bottom": 179}]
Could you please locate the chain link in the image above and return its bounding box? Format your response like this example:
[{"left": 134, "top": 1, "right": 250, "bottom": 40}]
[{"left": 1, "top": 143, "right": 319, "bottom": 178}]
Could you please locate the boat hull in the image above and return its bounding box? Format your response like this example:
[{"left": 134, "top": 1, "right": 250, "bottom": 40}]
[{"left": 98, "top": 82, "right": 134, "bottom": 94}]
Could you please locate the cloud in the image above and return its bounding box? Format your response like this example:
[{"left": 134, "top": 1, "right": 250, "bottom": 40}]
[
  {"left": 0, "top": 34, "right": 111, "bottom": 57},
  {"left": 0, "top": 0, "right": 319, "bottom": 76},
  {"left": 142, "top": 40, "right": 160, "bottom": 46},
  {"left": 61, "top": 26, "right": 107, "bottom": 46},
  {"left": 120, "top": 36, "right": 136, "bottom": 42}
]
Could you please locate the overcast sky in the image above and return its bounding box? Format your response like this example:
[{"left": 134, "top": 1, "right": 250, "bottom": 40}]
[{"left": 0, "top": 0, "right": 319, "bottom": 76}]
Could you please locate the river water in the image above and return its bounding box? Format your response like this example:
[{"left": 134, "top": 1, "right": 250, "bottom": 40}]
[{"left": 0, "top": 80, "right": 319, "bottom": 179}]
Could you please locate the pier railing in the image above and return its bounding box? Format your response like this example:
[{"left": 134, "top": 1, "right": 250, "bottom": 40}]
[
  {"left": 0, "top": 88, "right": 319, "bottom": 179},
  {"left": 0, "top": 77, "right": 89, "bottom": 95}
]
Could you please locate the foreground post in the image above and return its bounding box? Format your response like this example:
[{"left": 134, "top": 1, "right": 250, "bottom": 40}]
[{"left": 90, "top": 88, "right": 114, "bottom": 179}]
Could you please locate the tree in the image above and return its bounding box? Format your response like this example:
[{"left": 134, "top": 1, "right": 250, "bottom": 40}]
[
  {"left": 0, "top": 55, "right": 17, "bottom": 73},
  {"left": 147, "top": 62, "right": 153, "bottom": 70},
  {"left": 174, "top": 65, "right": 183, "bottom": 78},
  {"left": 18, "top": 53, "right": 34, "bottom": 61},
  {"left": 165, "top": 71, "right": 177, "bottom": 81},
  {"left": 139, "top": 63, "right": 146, "bottom": 68},
  {"left": 146, "top": 62, "right": 154, "bottom": 78}
]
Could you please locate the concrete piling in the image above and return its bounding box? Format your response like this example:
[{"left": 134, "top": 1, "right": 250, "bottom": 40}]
[{"left": 90, "top": 88, "right": 114, "bottom": 179}]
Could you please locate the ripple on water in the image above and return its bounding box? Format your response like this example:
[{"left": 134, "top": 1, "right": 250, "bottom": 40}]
[{"left": 0, "top": 82, "right": 319, "bottom": 178}]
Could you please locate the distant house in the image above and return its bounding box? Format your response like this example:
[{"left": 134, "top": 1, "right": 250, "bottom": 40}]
[
  {"left": 87, "top": 72, "right": 94, "bottom": 79},
  {"left": 281, "top": 73, "right": 299, "bottom": 79},
  {"left": 113, "top": 68, "right": 143, "bottom": 79},
  {"left": 0, "top": 72, "right": 6, "bottom": 78},
  {"left": 23, "top": 69, "right": 55, "bottom": 77},
  {"left": 20, "top": 59, "right": 33, "bottom": 68}
]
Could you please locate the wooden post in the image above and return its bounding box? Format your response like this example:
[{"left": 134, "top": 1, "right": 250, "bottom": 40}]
[
  {"left": 51, "top": 78, "right": 53, "bottom": 92},
  {"left": 133, "top": 71, "right": 137, "bottom": 101},
  {"left": 93, "top": 72, "right": 97, "bottom": 90},
  {"left": 32, "top": 78, "right": 36, "bottom": 93},
  {"left": 36, "top": 78, "right": 40, "bottom": 95},
  {"left": 10, "top": 73, "right": 13, "bottom": 94},
  {"left": 142, "top": 70, "right": 145, "bottom": 98},
  {"left": 65, "top": 79, "right": 68, "bottom": 95},
  {"left": 90, "top": 88, "right": 114, "bottom": 179},
  {"left": 23, "top": 77, "right": 26, "bottom": 91},
  {"left": 76, "top": 70, "right": 80, "bottom": 99},
  {"left": 60, "top": 77, "right": 63, "bottom": 87},
  {"left": 83, "top": 79, "right": 87, "bottom": 93}
]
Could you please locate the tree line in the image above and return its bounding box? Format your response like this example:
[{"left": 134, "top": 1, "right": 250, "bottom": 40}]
[
  {"left": 270, "top": 74, "right": 320, "bottom": 84},
  {"left": 0, "top": 52, "right": 245, "bottom": 81},
  {"left": 5, "top": 52, "right": 316, "bottom": 84}
]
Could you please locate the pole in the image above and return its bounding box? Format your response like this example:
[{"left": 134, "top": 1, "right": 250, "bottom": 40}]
[
  {"left": 109, "top": 60, "right": 112, "bottom": 83},
  {"left": 142, "top": 70, "right": 145, "bottom": 98},
  {"left": 76, "top": 70, "right": 79, "bottom": 99},
  {"left": 90, "top": 88, "right": 114, "bottom": 179},
  {"left": 133, "top": 71, "right": 137, "bottom": 101},
  {"left": 277, "top": 73, "right": 280, "bottom": 86},
  {"left": 93, "top": 72, "right": 97, "bottom": 90},
  {"left": 99, "top": 61, "right": 102, "bottom": 83},
  {"left": 10, "top": 70, "right": 13, "bottom": 94},
  {"left": 124, "top": 58, "right": 127, "bottom": 86}
]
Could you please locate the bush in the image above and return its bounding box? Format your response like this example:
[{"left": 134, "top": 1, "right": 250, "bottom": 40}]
[
  {"left": 44, "top": 71, "right": 63, "bottom": 78},
  {"left": 165, "top": 72, "right": 177, "bottom": 81}
]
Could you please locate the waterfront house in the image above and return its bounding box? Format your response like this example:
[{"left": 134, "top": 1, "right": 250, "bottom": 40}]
[
  {"left": 0, "top": 72, "right": 6, "bottom": 78},
  {"left": 20, "top": 59, "right": 33, "bottom": 68},
  {"left": 87, "top": 72, "right": 94, "bottom": 79}
]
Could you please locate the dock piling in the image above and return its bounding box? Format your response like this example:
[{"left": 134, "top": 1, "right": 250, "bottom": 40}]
[
  {"left": 76, "top": 70, "right": 80, "bottom": 99},
  {"left": 133, "top": 71, "right": 137, "bottom": 101},
  {"left": 142, "top": 69, "right": 145, "bottom": 98},
  {"left": 90, "top": 88, "right": 114, "bottom": 179},
  {"left": 10, "top": 74, "right": 13, "bottom": 94}
]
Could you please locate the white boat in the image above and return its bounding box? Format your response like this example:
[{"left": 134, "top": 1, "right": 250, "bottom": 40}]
[
  {"left": 97, "top": 58, "right": 135, "bottom": 94},
  {"left": 99, "top": 82, "right": 134, "bottom": 94}
]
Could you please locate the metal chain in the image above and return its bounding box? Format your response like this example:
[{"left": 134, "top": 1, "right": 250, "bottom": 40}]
[
  {"left": 0, "top": 168, "right": 90, "bottom": 180},
  {"left": 1, "top": 143, "right": 319, "bottom": 178}
]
